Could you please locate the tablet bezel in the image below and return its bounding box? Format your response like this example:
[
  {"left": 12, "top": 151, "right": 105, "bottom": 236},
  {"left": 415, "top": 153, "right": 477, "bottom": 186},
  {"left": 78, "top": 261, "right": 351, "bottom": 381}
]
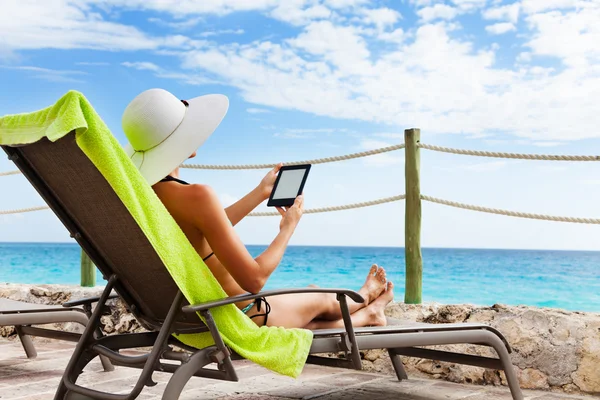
[{"left": 267, "top": 164, "right": 311, "bottom": 207}]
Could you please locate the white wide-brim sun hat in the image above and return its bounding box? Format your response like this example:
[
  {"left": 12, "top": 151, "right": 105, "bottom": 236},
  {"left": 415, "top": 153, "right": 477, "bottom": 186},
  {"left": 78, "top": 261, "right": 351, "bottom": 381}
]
[{"left": 122, "top": 88, "right": 229, "bottom": 186}]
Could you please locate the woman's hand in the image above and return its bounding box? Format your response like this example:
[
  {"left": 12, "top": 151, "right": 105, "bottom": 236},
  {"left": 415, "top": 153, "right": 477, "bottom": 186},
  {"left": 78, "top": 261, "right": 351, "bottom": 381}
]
[
  {"left": 276, "top": 195, "right": 304, "bottom": 232},
  {"left": 258, "top": 163, "right": 283, "bottom": 200}
]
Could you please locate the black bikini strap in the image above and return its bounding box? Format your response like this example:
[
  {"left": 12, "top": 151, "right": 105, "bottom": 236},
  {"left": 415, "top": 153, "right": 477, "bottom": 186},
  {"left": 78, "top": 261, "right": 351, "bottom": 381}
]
[
  {"left": 202, "top": 252, "right": 214, "bottom": 262},
  {"left": 159, "top": 175, "right": 190, "bottom": 185},
  {"left": 249, "top": 297, "right": 271, "bottom": 326}
]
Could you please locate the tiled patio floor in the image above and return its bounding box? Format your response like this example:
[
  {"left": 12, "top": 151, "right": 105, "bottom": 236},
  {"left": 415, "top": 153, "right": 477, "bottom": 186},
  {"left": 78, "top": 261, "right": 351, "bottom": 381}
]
[{"left": 0, "top": 338, "right": 596, "bottom": 400}]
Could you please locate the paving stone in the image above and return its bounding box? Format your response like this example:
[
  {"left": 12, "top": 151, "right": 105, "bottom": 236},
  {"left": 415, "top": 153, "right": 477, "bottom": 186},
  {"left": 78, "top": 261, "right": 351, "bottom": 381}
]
[
  {"left": 217, "top": 395, "right": 288, "bottom": 400},
  {"left": 174, "top": 389, "right": 230, "bottom": 399},
  {"left": 1, "top": 340, "right": 599, "bottom": 400},
  {"left": 310, "top": 386, "right": 431, "bottom": 400},
  {"left": 405, "top": 380, "right": 489, "bottom": 399},
  {"left": 462, "top": 392, "right": 516, "bottom": 400},
  {"left": 10, "top": 393, "right": 57, "bottom": 400},
  {"left": 294, "top": 364, "right": 347, "bottom": 381},
  {"left": 526, "top": 395, "right": 596, "bottom": 400},
  {"left": 234, "top": 365, "right": 274, "bottom": 380},
  {"left": 262, "top": 382, "right": 335, "bottom": 398},
  {"left": 0, "top": 369, "right": 64, "bottom": 386},
  {"left": 311, "top": 372, "right": 382, "bottom": 388}
]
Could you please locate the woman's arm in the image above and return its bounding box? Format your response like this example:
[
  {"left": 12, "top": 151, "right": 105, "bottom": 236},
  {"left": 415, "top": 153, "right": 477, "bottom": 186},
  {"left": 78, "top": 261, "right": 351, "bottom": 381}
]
[
  {"left": 224, "top": 187, "right": 266, "bottom": 227},
  {"left": 189, "top": 184, "right": 303, "bottom": 294},
  {"left": 223, "top": 163, "right": 282, "bottom": 227}
]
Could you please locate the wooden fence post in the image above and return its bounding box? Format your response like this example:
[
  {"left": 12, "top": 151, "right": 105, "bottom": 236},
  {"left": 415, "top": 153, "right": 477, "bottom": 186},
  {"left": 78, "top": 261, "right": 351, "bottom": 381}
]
[
  {"left": 404, "top": 128, "right": 422, "bottom": 304},
  {"left": 80, "top": 250, "right": 96, "bottom": 287}
]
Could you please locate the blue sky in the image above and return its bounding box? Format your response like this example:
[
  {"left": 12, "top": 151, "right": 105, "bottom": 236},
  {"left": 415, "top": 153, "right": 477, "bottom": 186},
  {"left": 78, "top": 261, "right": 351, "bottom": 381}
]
[{"left": 1, "top": 0, "right": 600, "bottom": 250}]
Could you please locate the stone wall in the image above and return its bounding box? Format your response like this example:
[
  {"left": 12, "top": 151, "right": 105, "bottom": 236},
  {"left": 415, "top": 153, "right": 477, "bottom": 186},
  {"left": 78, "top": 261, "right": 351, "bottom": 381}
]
[
  {"left": 365, "top": 302, "right": 600, "bottom": 396},
  {"left": 1, "top": 284, "right": 599, "bottom": 396}
]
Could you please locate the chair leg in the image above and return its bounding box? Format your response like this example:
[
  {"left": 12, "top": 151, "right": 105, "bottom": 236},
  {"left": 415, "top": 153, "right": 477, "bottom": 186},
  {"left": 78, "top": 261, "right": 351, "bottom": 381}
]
[
  {"left": 483, "top": 333, "right": 524, "bottom": 400},
  {"left": 99, "top": 354, "right": 114, "bottom": 372},
  {"left": 15, "top": 325, "right": 37, "bottom": 359},
  {"left": 54, "top": 349, "right": 97, "bottom": 400},
  {"left": 388, "top": 349, "right": 408, "bottom": 381},
  {"left": 162, "top": 347, "right": 214, "bottom": 400}
]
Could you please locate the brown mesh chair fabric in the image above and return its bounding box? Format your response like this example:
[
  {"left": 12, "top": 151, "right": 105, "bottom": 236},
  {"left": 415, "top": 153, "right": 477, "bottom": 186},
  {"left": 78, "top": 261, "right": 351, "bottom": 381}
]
[{"left": 8, "top": 134, "right": 204, "bottom": 330}]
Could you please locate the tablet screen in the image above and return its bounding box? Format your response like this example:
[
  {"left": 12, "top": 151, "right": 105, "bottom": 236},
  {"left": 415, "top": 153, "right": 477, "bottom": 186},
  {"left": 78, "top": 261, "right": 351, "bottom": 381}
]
[{"left": 272, "top": 169, "right": 306, "bottom": 199}]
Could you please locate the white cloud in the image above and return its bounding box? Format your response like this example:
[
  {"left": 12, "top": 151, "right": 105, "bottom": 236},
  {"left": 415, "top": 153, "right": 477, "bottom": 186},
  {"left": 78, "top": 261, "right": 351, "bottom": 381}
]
[
  {"left": 485, "top": 22, "right": 516, "bottom": 34},
  {"left": 417, "top": 4, "right": 460, "bottom": 22},
  {"left": 0, "top": 65, "right": 87, "bottom": 83},
  {"left": 174, "top": 18, "right": 600, "bottom": 142},
  {"left": 288, "top": 21, "right": 370, "bottom": 74},
  {"left": 148, "top": 17, "right": 203, "bottom": 30},
  {"left": 482, "top": 3, "right": 520, "bottom": 23},
  {"left": 361, "top": 7, "right": 402, "bottom": 31},
  {"left": 0, "top": 0, "right": 204, "bottom": 52},
  {"left": 247, "top": 108, "right": 271, "bottom": 114},
  {"left": 525, "top": 4, "right": 600, "bottom": 67},
  {"left": 121, "top": 61, "right": 161, "bottom": 71},
  {"left": 3, "top": 0, "right": 600, "bottom": 145},
  {"left": 521, "top": 0, "right": 578, "bottom": 14},
  {"left": 199, "top": 29, "right": 245, "bottom": 37},
  {"left": 516, "top": 52, "right": 532, "bottom": 63},
  {"left": 271, "top": 3, "right": 332, "bottom": 26},
  {"left": 92, "top": 0, "right": 280, "bottom": 16},
  {"left": 378, "top": 28, "right": 404, "bottom": 43},
  {"left": 325, "top": 0, "right": 369, "bottom": 9},
  {"left": 450, "top": 0, "right": 488, "bottom": 11}
]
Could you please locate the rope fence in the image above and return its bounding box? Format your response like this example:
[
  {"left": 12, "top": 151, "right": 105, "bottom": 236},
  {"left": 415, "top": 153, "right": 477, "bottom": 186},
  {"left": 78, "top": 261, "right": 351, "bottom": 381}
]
[
  {"left": 417, "top": 143, "right": 600, "bottom": 161},
  {"left": 2, "top": 194, "right": 599, "bottom": 224},
  {"left": 2, "top": 140, "right": 600, "bottom": 223},
  {"left": 0, "top": 206, "right": 51, "bottom": 215},
  {"left": 0, "top": 170, "right": 21, "bottom": 177},
  {"left": 183, "top": 143, "right": 406, "bottom": 170},
  {"left": 248, "top": 195, "right": 406, "bottom": 216},
  {"left": 420, "top": 196, "right": 600, "bottom": 225},
  {"left": 2, "top": 142, "right": 599, "bottom": 176}
]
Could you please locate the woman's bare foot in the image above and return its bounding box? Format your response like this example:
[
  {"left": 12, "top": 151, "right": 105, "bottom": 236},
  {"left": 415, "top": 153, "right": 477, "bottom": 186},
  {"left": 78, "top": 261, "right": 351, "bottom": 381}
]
[
  {"left": 359, "top": 264, "right": 387, "bottom": 306},
  {"left": 303, "top": 282, "right": 395, "bottom": 330},
  {"left": 365, "top": 281, "right": 395, "bottom": 326}
]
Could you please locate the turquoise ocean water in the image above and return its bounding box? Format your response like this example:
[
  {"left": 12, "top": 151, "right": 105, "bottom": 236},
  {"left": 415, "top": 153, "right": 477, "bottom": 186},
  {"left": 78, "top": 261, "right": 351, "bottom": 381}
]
[{"left": 1, "top": 243, "right": 599, "bottom": 312}]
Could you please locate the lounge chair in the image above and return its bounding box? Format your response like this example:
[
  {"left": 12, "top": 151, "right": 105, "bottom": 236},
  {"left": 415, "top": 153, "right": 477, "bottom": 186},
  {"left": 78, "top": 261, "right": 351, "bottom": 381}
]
[
  {"left": 1, "top": 134, "right": 524, "bottom": 400},
  {"left": 0, "top": 297, "right": 113, "bottom": 371}
]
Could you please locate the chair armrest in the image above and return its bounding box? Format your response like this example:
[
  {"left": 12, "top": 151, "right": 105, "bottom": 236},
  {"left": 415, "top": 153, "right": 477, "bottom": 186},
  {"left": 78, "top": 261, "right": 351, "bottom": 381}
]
[
  {"left": 182, "top": 288, "right": 364, "bottom": 314},
  {"left": 63, "top": 294, "right": 119, "bottom": 308}
]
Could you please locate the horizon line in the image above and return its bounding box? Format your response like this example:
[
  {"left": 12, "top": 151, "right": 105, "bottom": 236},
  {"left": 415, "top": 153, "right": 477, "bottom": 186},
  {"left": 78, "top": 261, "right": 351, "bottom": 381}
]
[{"left": 0, "top": 242, "right": 599, "bottom": 253}]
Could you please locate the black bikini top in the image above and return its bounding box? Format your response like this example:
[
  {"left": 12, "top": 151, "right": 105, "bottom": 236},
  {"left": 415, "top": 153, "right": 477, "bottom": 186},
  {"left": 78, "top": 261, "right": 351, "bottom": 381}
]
[
  {"left": 159, "top": 175, "right": 190, "bottom": 185},
  {"left": 158, "top": 175, "right": 214, "bottom": 262}
]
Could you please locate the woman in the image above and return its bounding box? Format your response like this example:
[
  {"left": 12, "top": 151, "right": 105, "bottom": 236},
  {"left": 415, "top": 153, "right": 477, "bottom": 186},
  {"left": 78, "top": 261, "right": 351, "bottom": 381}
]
[{"left": 121, "top": 88, "right": 394, "bottom": 329}]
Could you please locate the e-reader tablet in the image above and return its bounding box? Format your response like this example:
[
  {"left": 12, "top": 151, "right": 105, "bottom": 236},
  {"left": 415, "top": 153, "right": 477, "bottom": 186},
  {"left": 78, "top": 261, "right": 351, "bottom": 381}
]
[{"left": 267, "top": 164, "right": 311, "bottom": 207}]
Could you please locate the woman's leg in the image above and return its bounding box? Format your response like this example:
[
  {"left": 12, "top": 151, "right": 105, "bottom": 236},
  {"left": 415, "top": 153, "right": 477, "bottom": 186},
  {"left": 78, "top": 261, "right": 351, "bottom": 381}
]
[
  {"left": 308, "top": 265, "right": 388, "bottom": 321},
  {"left": 246, "top": 290, "right": 346, "bottom": 329},
  {"left": 305, "top": 282, "right": 394, "bottom": 330},
  {"left": 238, "top": 265, "right": 385, "bottom": 324},
  {"left": 246, "top": 281, "right": 394, "bottom": 329}
]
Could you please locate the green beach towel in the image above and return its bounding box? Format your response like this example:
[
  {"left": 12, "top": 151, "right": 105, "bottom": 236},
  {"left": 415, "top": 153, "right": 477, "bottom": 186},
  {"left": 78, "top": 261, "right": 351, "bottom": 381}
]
[{"left": 0, "top": 90, "right": 313, "bottom": 378}]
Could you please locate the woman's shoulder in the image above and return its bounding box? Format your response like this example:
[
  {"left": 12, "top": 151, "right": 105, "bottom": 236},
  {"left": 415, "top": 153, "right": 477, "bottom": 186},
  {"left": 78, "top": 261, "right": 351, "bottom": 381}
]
[{"left": 155, "top": 182, "right": 217, "bottom": 206}]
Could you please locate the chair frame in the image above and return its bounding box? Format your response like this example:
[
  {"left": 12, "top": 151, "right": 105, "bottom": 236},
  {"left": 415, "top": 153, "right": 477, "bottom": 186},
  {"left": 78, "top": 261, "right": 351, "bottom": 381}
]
[{"left": 2, "top": 140, "right": 524, "bottom": 400}]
